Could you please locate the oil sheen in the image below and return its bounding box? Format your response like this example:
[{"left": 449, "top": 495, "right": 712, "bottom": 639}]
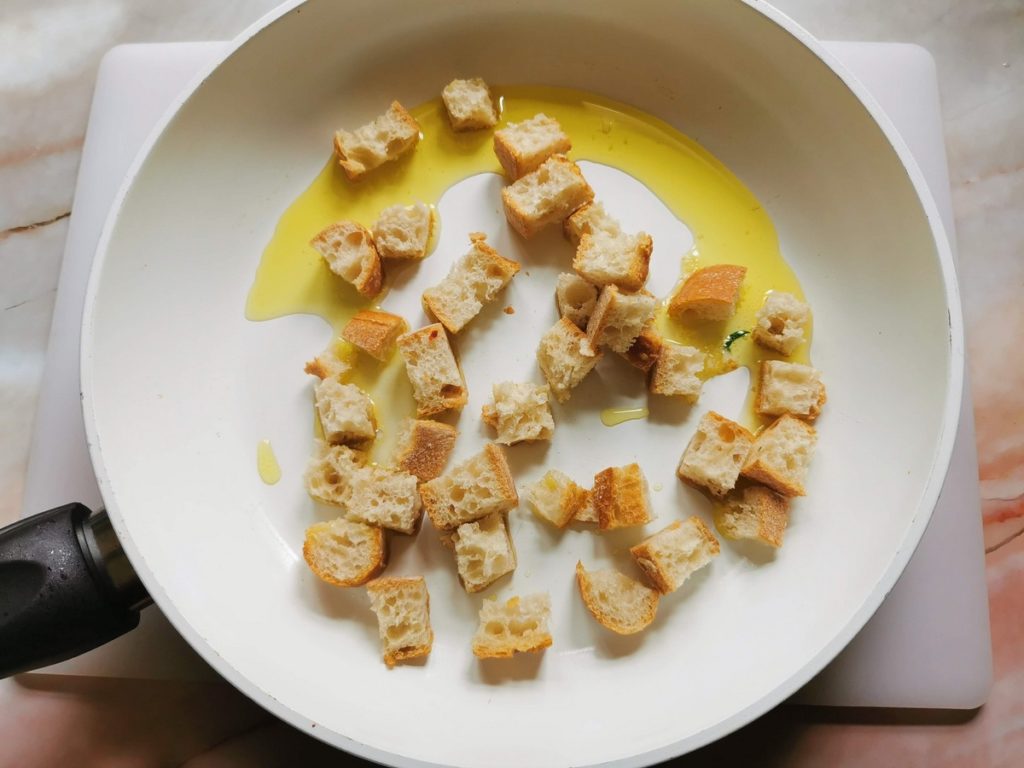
[
  {"left": 256, "top": 439, "right": 282, "bottom": 485},
  {"left": 247, "top": 86, "right": 811, "bottom": 445}
]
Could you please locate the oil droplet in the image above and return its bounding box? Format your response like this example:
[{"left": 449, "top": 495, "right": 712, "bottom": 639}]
[
  {"left": 600, "top": 407, "right": 649, "bottom": 427},
  {"left": 653, "top": 483, "right": 663, "bottom": 492},
  {"left": 257, "top": 439, "right": 281, "bottom": 485}
]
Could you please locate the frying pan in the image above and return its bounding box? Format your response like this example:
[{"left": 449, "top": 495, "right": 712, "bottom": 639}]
[{"left": 0, "top": 1, "right": 963, "bottom": 765}]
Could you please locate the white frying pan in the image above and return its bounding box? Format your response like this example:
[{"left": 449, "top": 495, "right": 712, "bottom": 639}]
[{"left": 2, "top": 1, "right": 962, "bottom": 766}]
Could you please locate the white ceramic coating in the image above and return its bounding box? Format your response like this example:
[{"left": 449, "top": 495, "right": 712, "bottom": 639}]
[{"left": 80, "top": 1, "right": 963, "bottom": 765}]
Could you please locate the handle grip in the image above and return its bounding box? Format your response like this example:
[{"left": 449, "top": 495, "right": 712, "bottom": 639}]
[{"left": 0, "top": 503, "right": 149, "bottom": 677}]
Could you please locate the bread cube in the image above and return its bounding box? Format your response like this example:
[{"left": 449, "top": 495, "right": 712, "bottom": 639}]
[
  {"left": 472, "top": 593, "right": 553, "bottom": 658},
  {"left": 393, "top": 419, "right": 457, "bottom": 482},
  {"left": 668, "top": 264, "right": 746, "bottom": 321},
  {"left": 630, "top": 518, "right": 719, "bottom": 594},
  {"left": 676, "top": 411, "right": 754, "bottom": 497},
  {"left": 366, "top": 577, "right": 432, "bottom": 667},
  {"left": 573, "top": 488, "right": 598, "bottom": 524},
  {"left": 451, "top": 513, "right": 516, "bottom": 592},
  {"left": 563, "top": 201, "right": 620, "bottom": 245},
  {"left": 753, "top": 291, "right": 810, "bottom": 355},
  {"left": 536, "top": 317, "right": 602, "bottom": 402},
  {"left": 619, "top": 321, "right": 663, "bottom": 373},
  {"left": 741, "top": 414, "right": 817, "bottom": 496},
  {"left": 304, "top": 340, "right": 352, "bottom": 381},
  {"left": 526, "top": 470, "right": 587, "bottom": 528},
  {"left": 420, "top": 443, "right": 518, "bottom": 530},
  {"left": 373, "top": 202, "right": 434, "bottom": 260},
  {"left": 314, "top": 379, "right": 376, "bottom": 446},
  {"left": 568, "top": 203, "right": 652, "bottom": 291},
  {"left": 422, "top": 233, "right": 520, "bottom": 333},
  {"left": 756, "top": 360, "right": 826, "bottom": 420},
  {"left": 493, "top": 113, "right": 571, "bottom": 179},
  {"left": 585, "top": 286, "right": 657, "bottom": 354},
  {"left": 442, "top": 78, "right": 498, "bottom": 131},
  {"left": 593, "top": 463, "right": 653, "bottom": 530},
  {"left": 481, "top": 381, "right": 555, "bottom": 444},
  {"left": 305, "top": 441, "right": 365, "bottom": 506},
  {"left": 397, "top": 324, "right": 468, "bottom": 417},
  {"left": 576, "top": 562, "right": 659, "bottom": 635},
  {"left": 650, "top": 342, "right": 704, "bottom": 401},
  {"left": 303, "top": 517, "right": 386, "bottom": 587},
  {"left": 341, "top": 310, "right": 407, "bottom": 361},
  {"left": 501, "top": 155, "right": 594, "bottom": 238},
  {"left": 555, "top": 272, "right": 598, "bottom": 330},
  {"left": 343, "top": 464, "right": 423, "bottom": 534},
  {"left": 714, "top": 485, "right": 790, "bottom": 548},
  {"left": 310, "top": 221, "right": 383, "bottom": 298},
  {"left": 333, "top": 101, "right": 420, "bottom": 180}
]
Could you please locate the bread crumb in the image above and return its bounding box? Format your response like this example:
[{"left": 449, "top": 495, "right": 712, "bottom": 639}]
[{"left": 504, "top": 306, "right": 515, "bottom": 314}]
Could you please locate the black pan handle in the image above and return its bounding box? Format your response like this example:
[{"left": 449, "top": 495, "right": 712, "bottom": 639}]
[{"left": 0, "top": 503, "right": 150, "bottom": 677}]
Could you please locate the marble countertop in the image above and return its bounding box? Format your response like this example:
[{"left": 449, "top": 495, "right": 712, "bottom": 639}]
[{"left": 1, "top": 0, "right": 1021, "bottom": 765}]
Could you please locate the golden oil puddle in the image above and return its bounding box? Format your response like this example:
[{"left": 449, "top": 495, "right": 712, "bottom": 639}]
[
  {"left": 256, "top": 439, "right": 281, "bottom": 484},
  {"left": 600, "top": 407, "right": 650, "bottom": 427}
]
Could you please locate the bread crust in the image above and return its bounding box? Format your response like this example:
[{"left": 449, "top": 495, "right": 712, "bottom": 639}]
[
  {"left": 619, "top": 321, "right": 663, "bottom": 372},
  {"left": 342, "top": 310, "right": 407, "bottom": 361},
  {"left": 668, "top": 264, "right": 746, "bottom": 321},
  {"left": 575, "top": 562, "right": 658, "bottom": 635},
  {"left": 394, "top": 419, "right": 457, "bottom": 482},
  {"left": 303, "top": 519, "right": 388, "bottom": 587},
  {"left": 594, "top": 463, "right": 653, "bottom": 530},
  {"left": 714, "top": 485, "right": 790, "bottom": 548}
]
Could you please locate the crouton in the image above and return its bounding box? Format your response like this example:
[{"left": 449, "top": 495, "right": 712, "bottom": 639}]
[
  {"left": 501, "top": 155, "right": 594, "bottom": 238},
  {"left": 555, "top": 272, "right": 599, "bottom": 330},
  {"left": 676, "top": 411, "right": 754, "bottom": 497},
  {"left": 366, "top": 577, "right": 432, "bottom": 667},
  {"left": 714, "top": 485, "right": 790, "bottom": 548},
  {"left": 310, "top": 221, "right": 383, "bottom": 298},
  {"left": 630, "top": 518, "right": 719, "bottom": 594},
  {"left": 741, "top": 414, "right": 817, "bottom": 496},
  {"left": 333, "top": 101, "right": 420, "bottom": 181},
  {"left": 442, "top": 78, "right": 498, "bottom": 131},
  {"left": 585, "top": 286, "right": 657, "bottom": 355},
  {"left": 536, "top": 316, "right": 602, "bottom": 402},
  {"left": 753, "top": 291, "right": 810, "bottom": 355},
  {"left": 472, "top": 593, "right": 553, "bottom": 658},
  {"left": 619, "top": 321, "right": 663, "bottom": 373},
  {"left": 343, "top": 464, "right": 423, "bottom": 534},
  {"left": 341, "top": 310, "right": 407, "bottom": 361},
  {"left": 575, "top": 562, "right": 659, "bottom": 635},
  {"left": 420, "top": 443, "right": 518, "bottom": 530},
  {"left": 493, "top": 113, "right": 571, "bottom": 180},
  {"left": 393, "top": 419, "right": 457, "bottom": 482},
  {"left": 481, "top": 381, "right": 555, "bottom": 444},
  {"left": 422, "top": 233, "right": 520, "bottom": 333},
  {"left": 451, "top": 513, "right": 516, "bottom": 592},
  {"left": 650, "top": 342, "right": 704, "bottom": 401},
  {"left": 372, "top": 203, "right": 434, "bottom": 260},
  {"left": 668, "top": 264, "right": 746, "bottom": 321},
  {"left": 304, "top": 441, "right": 366, "bottom": 506},
  {"left": 756, "top": 360, "right": 826, "bottom": 420},
  {"left": 562, "top": 201, "right": 619, "bottom": 246},
  {"left": 397, "top": 324, "right": 468, "bottom": 417},
  {"left": 304, "top": 340, "right": 352, "bottom": 381},
  {"left": 314, "top": 379, "right": 376, "bottom": 446},
  {"left": 526, "top": 470, "right": 588, "bottom": 528},
  {"left": 593, "top": 463, "right": 653, "bottom": 530},
  {"left": 303, "top": 517, "right": 386, "bottom": 587},
  {"left": 569, "top": 204, "right": 652, "bottom": 290}
]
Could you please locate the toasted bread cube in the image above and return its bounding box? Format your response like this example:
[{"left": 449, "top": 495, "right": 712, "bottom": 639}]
[
  {"left": 393, "top": 419, "right": 457, "bottom": 482},
  {"left": 753, "top": 291, "right": 810, "bottom": 355},
  {"left": 630, "top": 518, "right": 720, "bottom": 594},
  {"left": 555, "top": 272, "right": 599, "bottom": 330},
  {"left": 575, "top": 562, "right": 659, "bottom": 635},
  {"left": 536, "top": 316, "right": 602, "bottom": 402},
  {"left": 304, "top": 340, "right": 352, "bottom": 381},
  {"left": 305, "top": 441, "right": 366, "bottom": 506},
  {"left": 573, "top": 488, "right": 598, "bottom": 523},
  {"left": 366, "top": 577, "right": 432, "bottom": 667},
  {"left": 422, "top": 233, "right": 520, "bottom": 333},
  {"left": 314, "top": 379, "right": 376, "bottom": 446},
  {"left": 668, "top": 264, "right": 747, "bottom": 321},
  {"left": 585, "top": 286, "right": 657, "bottom": 355},
  {"left": 650, "top": 342, "right": 704, "bottom": 401},
  {"left": 442, "top": 78, "right": 498, "bottom": 131},
  {"left": 303, "top": 517, "right": 387, "bottom": 587},
  {"left": 594, "top": 463, "right": 653, "bottom": 530},
  {"left": 344, "top": 464, "right": 423, "bottom": 534},
  {"left": 397, "top": 324, "right": 468, "bottom": 417},
  {"left": 757, "top": 361, "right": 826, "bottom": 420},
  {"left": 472, "top": 593, "right": 553, "bottom": 658},
  {"left": 333, "top": 101, "right": 420, "bottom": 181},
  {"left": 526, "top": 470, "right": 587, "bottom": 528},
  {"left": 741, "top": 414, "right": 817, "bottom": 496},
  {"left": 373, "top": 203, "right": 434, "bottom": 260},
  {"left": 420, "top": 444, "right": 518, "bottom": 530},
  {"left": 310, "top": 221, "right": 383, "bottom": 298},
  {"left": 571, "top": 205, "right": 652, "bottom": 291},
  {"left": 501, "top": 155, "right": 594, "bottom": 238},
  {"left": 714, "top": 485, "right": 790, "bottom": 548},
  {"left": 563, "top": 202, "right": 620, "bottom": 245},
  {"left": 493, "top": 113, "right": 571, "bottom": 180},
  {"left": 342, "top": 310, "right": 407, "bottom": 361},
  {"left": 481, "top": 381, "right": 555, "bottom": 445},
  {"left": 451, "top": 513, "right": 517, "bottom": 592},
  {"left": 677, "top": 411, "right": 754, "bottom": 497},
  {"left": 619, "top": 321, "right": 663, "bottom": 373}
]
